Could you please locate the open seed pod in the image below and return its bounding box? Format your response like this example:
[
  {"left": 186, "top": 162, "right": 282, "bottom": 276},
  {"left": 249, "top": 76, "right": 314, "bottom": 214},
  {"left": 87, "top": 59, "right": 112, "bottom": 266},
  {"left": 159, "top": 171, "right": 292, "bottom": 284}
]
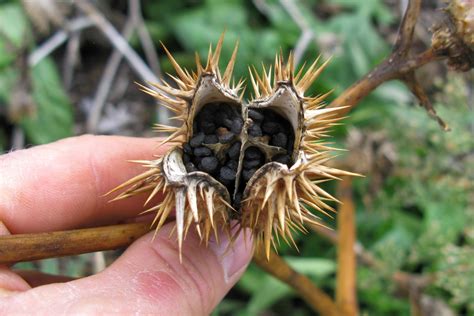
[{"left": 109, "top": 34, "right": 357, "bottom": 259}]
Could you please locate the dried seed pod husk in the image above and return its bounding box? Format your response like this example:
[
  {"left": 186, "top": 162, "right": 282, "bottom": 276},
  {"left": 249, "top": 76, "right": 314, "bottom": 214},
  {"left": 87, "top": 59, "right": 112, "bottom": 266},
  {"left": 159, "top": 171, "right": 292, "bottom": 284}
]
[
  {"left": 109, "top": 34, "right": 358, "bottom": 259},
  {"left": 240, "top": 55, "right": 357, "bottom": 257},
  {"left": 448, "top": 0, "right": 474, "bottom": 48},
  {"left": 432, "top": 0, "right": 474, "bottom": 71}
]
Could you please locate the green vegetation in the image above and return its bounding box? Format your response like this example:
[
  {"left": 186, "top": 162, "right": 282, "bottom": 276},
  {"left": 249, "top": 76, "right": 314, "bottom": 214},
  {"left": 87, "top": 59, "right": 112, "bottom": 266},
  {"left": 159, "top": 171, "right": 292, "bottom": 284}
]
[{"left": 2, "top": 0, "right": 472, "bottom": 314}]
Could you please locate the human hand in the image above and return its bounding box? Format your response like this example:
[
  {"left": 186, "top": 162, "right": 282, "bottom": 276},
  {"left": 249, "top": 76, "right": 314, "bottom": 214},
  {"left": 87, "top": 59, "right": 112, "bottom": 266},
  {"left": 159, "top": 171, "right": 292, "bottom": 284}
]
[{"left": 0, "top": 135, "right": 253, "bottom": 315}]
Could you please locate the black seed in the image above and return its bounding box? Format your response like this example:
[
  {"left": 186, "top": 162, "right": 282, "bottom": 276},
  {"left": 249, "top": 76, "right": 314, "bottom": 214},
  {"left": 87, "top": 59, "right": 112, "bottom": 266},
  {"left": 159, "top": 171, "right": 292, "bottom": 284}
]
[
  {"left": 227, "top": 141, "right": 241, "bottom": 159},
  {"left": 223, "top": 118, "right": 234, "bottom": 129},
  {"left": 185, "top": 162, "right": 198, "bottom": 172},
  {"left": 220, "top": 166, "right": 236, "bottom": 181},
  {"left": 245, "top": 147, "right": 263, "bottom": 160},
  {"left": 219, "top": 132, "right": 235, "bottom": 144},
  {"left": 248, "top": 123, "right": 262, "bottom": 137},
  {"left": 262, "top": 121, "right": 280, "bottom": 135},
  {"left": 199, "top": 156, "right": 219, "bottom": 173},
  {"left": 242, "top": 168, "right": 257, "bottom": 181},
  {"left": 271, "top": 132, "right": 288, "bottom": 148},
  {"left": 194, "top": 146, "right": 212, "bottom": 157},
  {"left": 226, "top": 159, "right": 238, "bottom": 171},
  {"left": 248, "top": 109, "right": 264, "bottom": 122},
  {"left": 204, "top": 134, "right": 218, "bottom": 144},
  {"left": 200, "top": 121, "right": 216, "bottom": 134},
  {"left": 215, "top": 111, "right": 228, "bottom": 126},
  {"left": 190, "top": 133, "right": 205, "bottom": 147},
  {"left": 243, "top": 158, "right": 262, "bottom": 169},
  {"left": 182, "top": 153, "right": 191, "bottom": 164},
  {"left": 230, "top": 118, "right": 243, "bottom": 134},
  {"left": 193, "top": 120, "right": 198, "bottom": 133},
  {"left": 273, "top": 154, "right": 291, "bottom": 165},
  {"left": 183, "top": 143, "right": 193, "bottom": 154}
]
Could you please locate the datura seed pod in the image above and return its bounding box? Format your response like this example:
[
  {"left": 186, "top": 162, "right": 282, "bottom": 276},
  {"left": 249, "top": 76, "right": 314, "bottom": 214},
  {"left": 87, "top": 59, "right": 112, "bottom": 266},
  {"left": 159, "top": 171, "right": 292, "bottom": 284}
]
[{"left": 109, "top": 34, "right": 357, "bottom": 259}]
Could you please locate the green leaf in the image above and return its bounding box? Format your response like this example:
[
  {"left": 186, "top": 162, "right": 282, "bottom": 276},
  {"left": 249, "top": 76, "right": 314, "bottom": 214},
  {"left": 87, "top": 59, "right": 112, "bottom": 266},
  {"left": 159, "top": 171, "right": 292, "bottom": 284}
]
[
  {"left": 0, "top": 2, "right": 29, "bottom": 67},
  {"left": 0, "top": 65, "right": 18, "bottom": 102},
  {"left": 328, "top": 0, "right": 394, "bottom": 24},
  {"left": 358, "top": 266, "right": 411, "bottom": 314},
  {"left": 285, "top": 257, "right": 336, "bottom": 277},
  {"left": 20, "top": 58, "right": 73, "bottom": 144},
  {"left": 348, "top": 39, "right": 370, "bottom": 77},
  {"left": 236, "top": 258, "right": 335, "bottom": 314},
  {"left": 245, "top": 274, "right": 291, "bottom": 315},
  {"left": 371, "top": 225, "right": 414, "bottom": 272},
  {"left": 410, "top": 188, "right": 467, "bottom": 262}
]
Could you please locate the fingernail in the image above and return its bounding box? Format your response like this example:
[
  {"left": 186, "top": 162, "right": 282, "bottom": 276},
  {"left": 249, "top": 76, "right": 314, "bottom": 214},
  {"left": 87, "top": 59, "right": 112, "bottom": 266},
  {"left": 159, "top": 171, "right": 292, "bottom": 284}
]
[{"left": 209, "top": 228, "right": 253, "bottom": 283}]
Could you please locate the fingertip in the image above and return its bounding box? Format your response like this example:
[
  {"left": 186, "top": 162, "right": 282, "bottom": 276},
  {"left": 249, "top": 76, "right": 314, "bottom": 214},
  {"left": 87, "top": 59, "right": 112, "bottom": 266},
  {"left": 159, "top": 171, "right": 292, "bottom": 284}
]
[{"left": 0, "top": 135, "right": 168, "bottom": 233}]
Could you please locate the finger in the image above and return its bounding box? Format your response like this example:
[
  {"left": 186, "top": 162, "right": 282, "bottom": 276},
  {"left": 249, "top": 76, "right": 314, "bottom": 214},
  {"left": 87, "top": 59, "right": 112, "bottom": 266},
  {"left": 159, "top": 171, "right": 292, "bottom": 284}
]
[
  {"left": 14, "top": 271, "right": 75, "bottom": 287},
  {"left": 0, "top": 224, "right": 253, "bottom": 315},
  {"left": 0, "top": 135, "right": 168, "bottom": 234}
]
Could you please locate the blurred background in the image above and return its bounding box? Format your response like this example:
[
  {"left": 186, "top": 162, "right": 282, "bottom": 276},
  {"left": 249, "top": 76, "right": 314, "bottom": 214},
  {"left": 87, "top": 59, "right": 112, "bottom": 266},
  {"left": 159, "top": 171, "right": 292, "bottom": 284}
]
[{"left": 0, "top": 0, "right": 472, "bottom": 314}]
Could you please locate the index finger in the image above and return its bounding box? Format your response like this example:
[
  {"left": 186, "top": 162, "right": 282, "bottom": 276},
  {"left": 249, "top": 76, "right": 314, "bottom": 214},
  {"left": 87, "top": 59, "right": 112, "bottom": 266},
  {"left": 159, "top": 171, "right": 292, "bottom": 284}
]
[{"left": 0, "top": 135, "right": 168, "bottom": 234}]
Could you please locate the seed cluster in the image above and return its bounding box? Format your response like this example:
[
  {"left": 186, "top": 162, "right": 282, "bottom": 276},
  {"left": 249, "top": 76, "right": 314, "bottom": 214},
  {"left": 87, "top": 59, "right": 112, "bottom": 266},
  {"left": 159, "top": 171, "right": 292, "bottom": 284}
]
[
  {"left": 183, "top": 103, "right": 243, "bottom": 196},
  {"left": 247, "top": 108, "right": 294, "bottom": 165},
  {"left": 182, "top": 102, "right": 295, "bottom": 209}
]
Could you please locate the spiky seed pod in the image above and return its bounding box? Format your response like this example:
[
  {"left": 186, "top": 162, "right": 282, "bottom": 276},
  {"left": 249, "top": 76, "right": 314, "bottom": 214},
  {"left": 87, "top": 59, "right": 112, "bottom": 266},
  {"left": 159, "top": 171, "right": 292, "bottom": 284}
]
[
  {"left": 432, "top": 0, "right": 474, "bottom": 71},
  {"left": 109, "top": 34, "right": 357, "bottom": 259}
]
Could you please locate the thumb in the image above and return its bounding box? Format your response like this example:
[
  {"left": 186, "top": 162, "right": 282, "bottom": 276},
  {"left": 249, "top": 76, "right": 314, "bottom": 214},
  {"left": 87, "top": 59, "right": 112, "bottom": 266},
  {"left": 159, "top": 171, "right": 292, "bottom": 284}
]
[{"left": 1, "top": 223, "right": 253, "bottom": 315}]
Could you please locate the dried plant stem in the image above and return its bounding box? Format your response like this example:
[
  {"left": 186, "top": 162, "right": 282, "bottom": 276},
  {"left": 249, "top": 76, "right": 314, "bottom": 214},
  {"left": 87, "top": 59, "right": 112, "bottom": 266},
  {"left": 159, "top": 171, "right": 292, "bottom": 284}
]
[
  {"left": 253, "top": 248, "right": 339, "bottom": 316},
  {"left": 75, "top": 1, "right": 159, "bottom": 85},
  {"left": 336, "top": 177, "right": 358, "bottom": 316},
  {"left": 0, "top": 223, "right": 340, "bottom": 315},
  {"left": 28, "top": 17, "right": 93, "bottom": 67},
  {"left": 86, "top": 2, "right": 137, "bottom": 133},
  {"left": 328, "top": 0, "right": 449, "bottom": 130},
  {"left": 86, "top": 0, "right": 166, "bottom": 133},
  {"left": 328, "top": 48, "right": 441, "bottom": 116},
  {"left": 0, "top": 223, "right": 150, "bottom": 264}
]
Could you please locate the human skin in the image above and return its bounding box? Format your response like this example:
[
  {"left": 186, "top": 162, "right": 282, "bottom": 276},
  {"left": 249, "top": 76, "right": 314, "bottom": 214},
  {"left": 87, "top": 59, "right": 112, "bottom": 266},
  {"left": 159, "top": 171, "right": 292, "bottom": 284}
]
[{"left": 0, "top": 135, "right": 253, "bottom": 315}]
